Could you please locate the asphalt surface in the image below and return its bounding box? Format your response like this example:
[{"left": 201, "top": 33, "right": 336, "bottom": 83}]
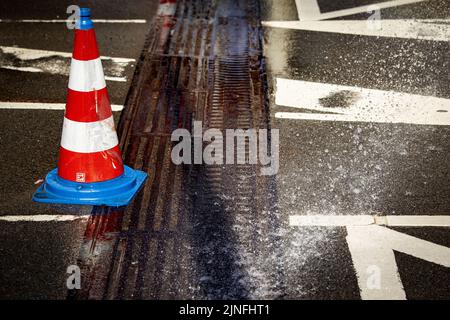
[
  {"left": 0, "top": 0, "right": 158, "bottom": 299},
  {"left": 70, "top": 0, "right": 280, "bottom": 300},
  {"left": 263, "top": 0, "right": 450, "bottom": 299},
  {"left": 0, "top": 0, "right": 449, "bottom": 300}
]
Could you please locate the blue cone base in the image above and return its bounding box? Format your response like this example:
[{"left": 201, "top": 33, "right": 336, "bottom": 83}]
[{"left": 33, "top": 166, "right": 147, "bottom": 207}]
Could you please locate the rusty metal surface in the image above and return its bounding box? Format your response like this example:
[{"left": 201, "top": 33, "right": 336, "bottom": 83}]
[{"left": 70, "top": 0, "right": 284, "bottom": 300}]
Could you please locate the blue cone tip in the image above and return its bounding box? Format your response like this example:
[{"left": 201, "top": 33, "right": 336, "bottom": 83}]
[
  {"left": 32, "top": 166, "right": 147, "bottom": 207},
  {"left": 80, "top": 8, "right": 91, "bottom": 17},
  {"left": 77, "top": 7, "right": 93, "bottom": 30}
]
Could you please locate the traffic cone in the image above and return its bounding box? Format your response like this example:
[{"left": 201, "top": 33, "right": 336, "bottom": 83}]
[
  {"left": 33, "top": 8, "right": 147, "bottom": 207},
  {"left": 157, "top": 0, "right": 177, "bottom": 50}
]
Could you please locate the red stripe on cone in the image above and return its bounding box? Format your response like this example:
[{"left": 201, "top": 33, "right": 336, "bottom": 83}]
[
  {"left": 65, "top": 87, "right": 112, "bottom": 122},
  {"left": 58, "top": 145, "right": 124, "bottom": 183},
  {"left": 72, "top": 29, "right": 100, "bottom": 61}
]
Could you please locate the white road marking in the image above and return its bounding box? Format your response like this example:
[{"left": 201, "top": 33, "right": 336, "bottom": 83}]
[
  {"left": 104, "top": 76, "right": 127, "bottom": 82},
  {"left": 347, "top": 225, "right": 450, "bottom": 300},
  {"left": 289, "top": 215, "right": 374, "bottom": 226},
  {"left": 0, "top": 46, "right": 134, "bottom": 63},
  {"left": 1, "top": 66, "right": 43, "bottom": 73},
  {"left": 262, "top": 19, "right": 450, "bottom": 42},
  {"left": 347, "top": 226, "right": 406, "bottom": 300},
  {"left": 289, "top": 215, "right": 450, "bottom": 227},
  {"left": 290, "top": 214, "right": 450, "bottom": 299},
  {"left": 295, "top": 0, "right": 321, "bottom": 21},
  {"left": 275, "top": 78, "right": 450, "bottom": 126},
  {"left": 385, "top": 215, "right": 450, "bottom": 227},
  {"left": 0, "top": 46, "right": 134, "bottom": 82},
  {"left": 0, "top": 215, "right": 89, "bottom": 222},
  {"left": 294, "top": 0, "right": 427, "bottom": 21},
  {"left": 0, "top": 102, "right": 124, "bottom": 111},
  {"left": 0, "top": 19, "right": 147, "bottom": 23}
]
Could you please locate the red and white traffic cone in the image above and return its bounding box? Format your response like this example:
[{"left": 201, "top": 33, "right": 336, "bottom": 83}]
[
  {"left": 157, "top": 0, "right": 177, "bottom": 50},
  {"left": 33, "top": 8, "right": 146, "bottom": 207}
]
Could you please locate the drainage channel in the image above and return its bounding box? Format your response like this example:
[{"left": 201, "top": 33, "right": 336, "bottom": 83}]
[{"left": 70, "top": 0, "right": 284, "bottom": 299}]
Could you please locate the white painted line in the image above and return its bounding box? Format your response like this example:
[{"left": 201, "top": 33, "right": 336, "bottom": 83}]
[
  {"left": 386, "top": 215, "right": 450, "bottom": 227},
  {"left": 61, "top": 116, "right": 119, "bottom": 153},
  {"left": 319, "top": 0, "right": 426, "bottom": 20},
  {"left": 0, "top": 46, "right": 134, "bottom": 82},
  {"left": 0, "top": 102, "right": 124, "bottom": 111},
  {"left": 275, "top": 78, "right": 450, "bottom": 126},
  {"left": 289, "top": 215, "right": 450, "bottom": 227},
  {"left": 0, "top": 215, "right": 89, "bottom": 222},
  {"left": 276, "top": 111, "right": 447, "bottom": 126},
  {"left": 347, "top": 225, "right": 450, "bottom": 300},
  {"left": 294, "top": 0, "right": 426, "bottom": 21},
  {"left": 104, "top": 76, "right": 127, "bottom": 82},
  {"left": 290, "top": 215, "right": 450, "bottom": 299},
  {"left": 289, "top": 215, "right": 374, "bottom": 226},
  {"left": 1, "top": 66, "right": 44, "bottom": 73},
  {"left": 262, "top": 19, "right": 450, "bottom": 42},
  {"left": 0, "top": 19, "right": 147, "bottom": 24},
  {"left": 347, "top": 225, "right": 406, "bottom": 300},
  {"left": 0, "top": 46, "right": 134, "bottom": 63},
  {"left": 295, "top": 0, "right": 321, "bottom": 21}
]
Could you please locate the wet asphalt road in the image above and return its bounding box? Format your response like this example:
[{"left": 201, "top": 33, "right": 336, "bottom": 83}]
[
  {"left": 0, "top": 0, "right": 449, "bottom": 300},
  {"left": 0, "top": 0, "right": 158, "bottom": 299},
  {"left": 263, "top": 0, "right": 450, "bottom": 299}
]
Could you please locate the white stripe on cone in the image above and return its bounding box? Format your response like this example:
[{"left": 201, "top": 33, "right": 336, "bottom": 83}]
[
  {"left": 61, "top": 116, "right": 119, "bottom": 153},
  {"left": 68, "top": 58, "right": 106, "bottom": 92}
]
